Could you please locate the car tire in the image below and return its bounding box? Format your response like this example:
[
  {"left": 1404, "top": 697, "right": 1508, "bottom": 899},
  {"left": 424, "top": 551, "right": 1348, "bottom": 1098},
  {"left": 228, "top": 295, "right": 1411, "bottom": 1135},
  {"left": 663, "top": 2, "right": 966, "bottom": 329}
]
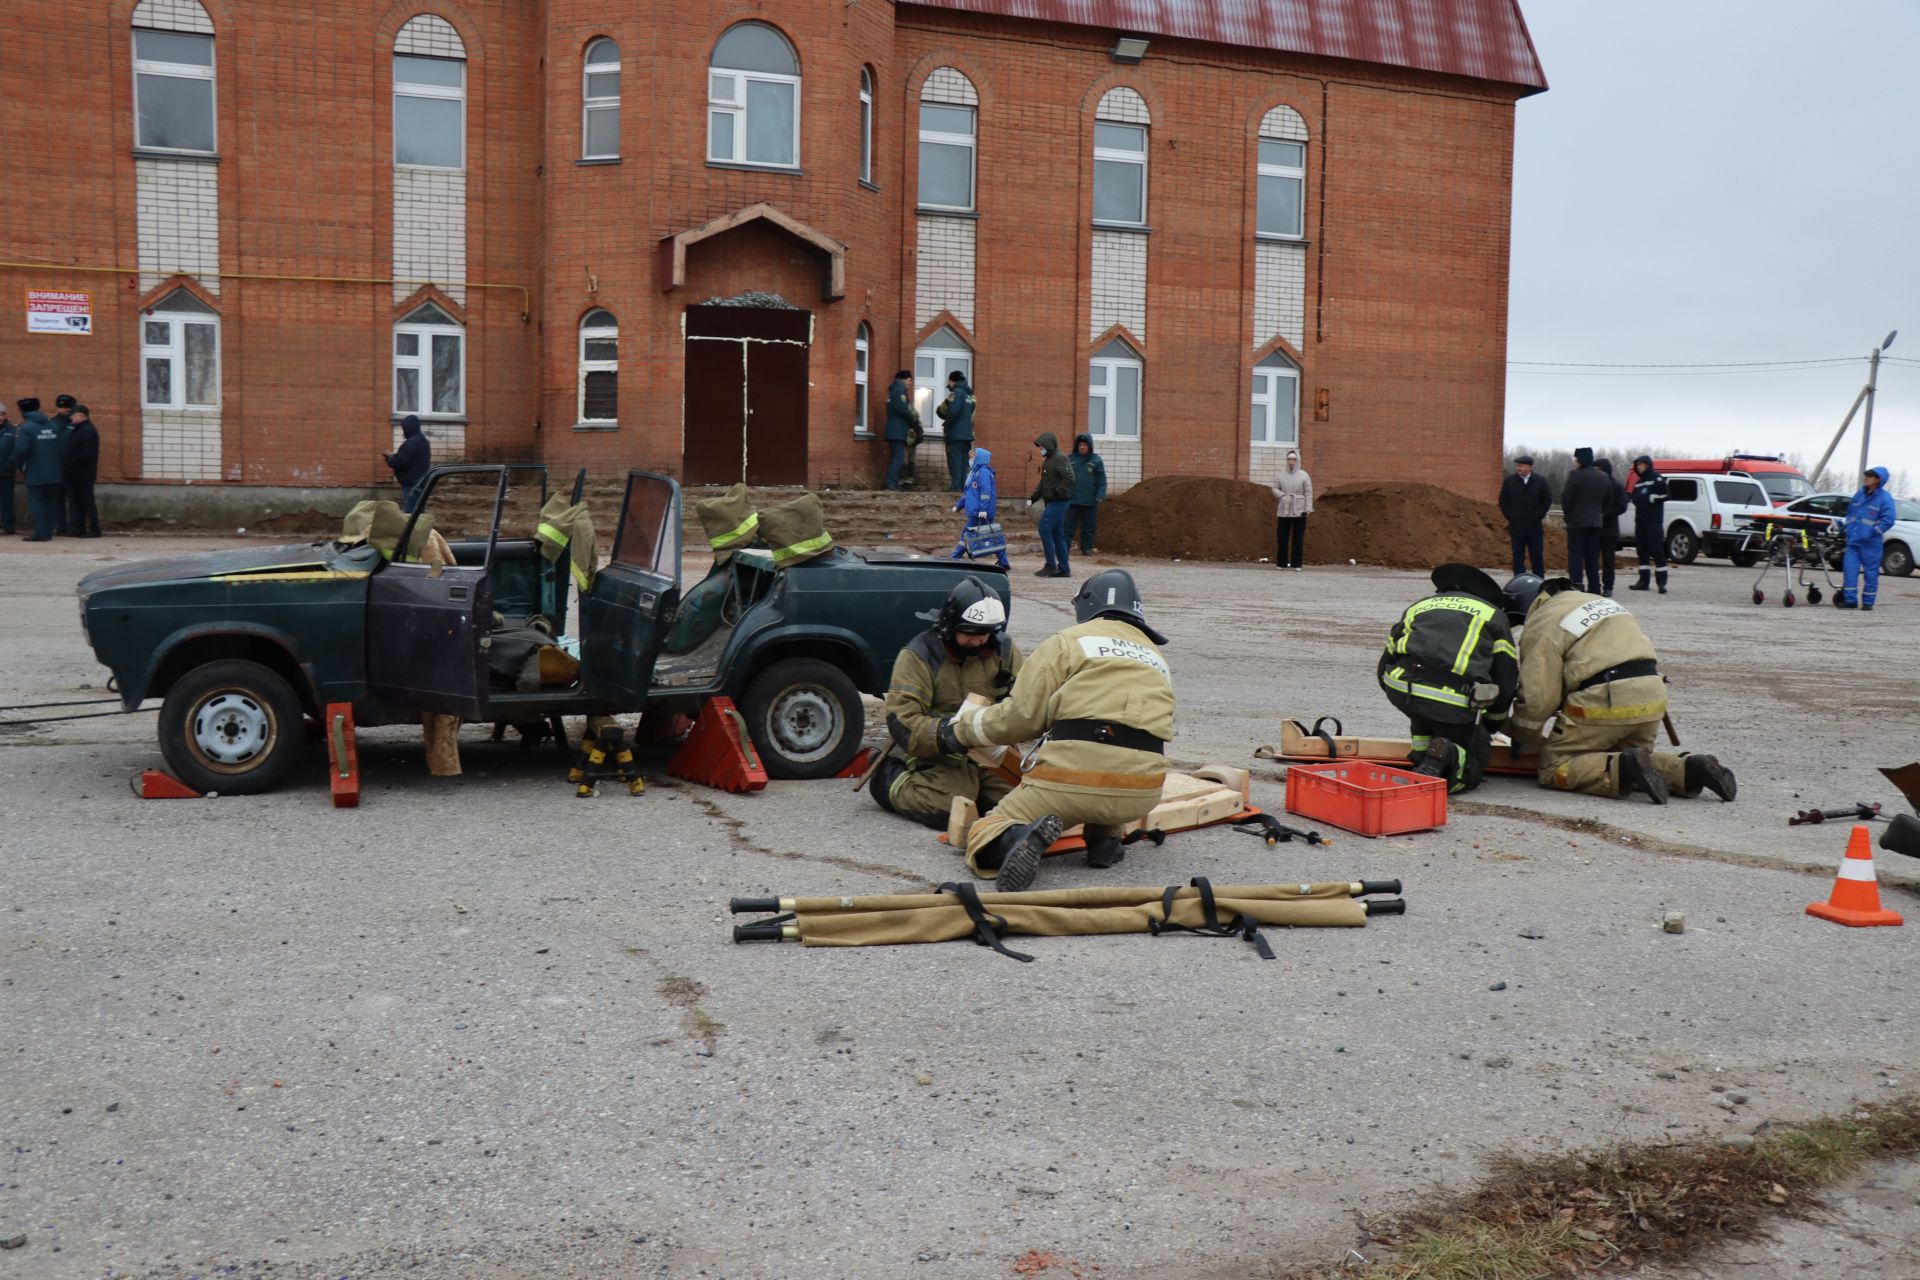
[
  {"left": 1667, "top": 525, "right": 1700, "bottom": 564},
  {"left": 740, "top": 657, "right": 864, "bottom": 781},
  {"left": 158, "top": 659, "right": 306, "bottom": 795},
  {"left": 1885, "top": 541, "right": 1915, "bottom": 577},
  {"left": 1729, "top": 551, "right": 1761, "bottom": 568}
]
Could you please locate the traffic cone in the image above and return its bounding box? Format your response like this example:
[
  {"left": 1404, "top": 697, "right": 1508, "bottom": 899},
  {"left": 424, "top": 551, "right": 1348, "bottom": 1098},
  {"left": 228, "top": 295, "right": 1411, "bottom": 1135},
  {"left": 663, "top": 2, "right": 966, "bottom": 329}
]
[{"left": 1806, "top": 825, "right": 1904, "bottom": 927}]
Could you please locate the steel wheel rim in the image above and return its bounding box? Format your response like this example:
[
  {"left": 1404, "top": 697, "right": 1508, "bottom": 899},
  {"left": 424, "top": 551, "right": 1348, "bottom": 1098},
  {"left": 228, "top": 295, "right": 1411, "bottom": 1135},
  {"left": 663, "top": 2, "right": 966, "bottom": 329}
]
[
  {"left": 767, "top": 685, "right": 839, "bottom": 764},
  {"left": 188, "top": 689, "right": 276, "bottom": 773}
]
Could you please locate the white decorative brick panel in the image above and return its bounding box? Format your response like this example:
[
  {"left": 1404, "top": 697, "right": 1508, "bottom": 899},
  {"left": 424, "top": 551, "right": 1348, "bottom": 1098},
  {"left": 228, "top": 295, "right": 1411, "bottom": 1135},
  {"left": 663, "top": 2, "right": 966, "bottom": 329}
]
[
  {"left": 1250, "top": 443, "right": 1305, "bottom": 490},
  {"left": 393, "top": 421, "right": 466, "bottom": 463},
  {"left": 1100, "top": 438, "right": 1142, "bottom": 495},
  {"left": 395, "top": 15, "right": 464, "bottom": 58},
  {"left": 141, "top": 410, "right": 221, "bottom": 481},
  {"left": 1260, "top": 104, "right": 1309, "bottom": 141},
  {"left": 915, "top": 216, "right": 975, "bottom": 330},
  {"left": 132, "top": 0, "right": 212, "bottom": 33},
  {"left": 922, "top": 67, "right": 977, "bottom": 106},
  {"left": 136, "top": 159, "right": 220, "bottom": 295},
  {"left": 1253, "top": 241, "right": 1306, "bottom": 349},
  {"left": 1096, "top": 87, "right": 1150, "bottom": 124},
  {"left": 1089, "top": 229, "right": 1146, "bottom": 342},
  {"left": 393, "top": 167, "right": 467, "bottom": 303}
]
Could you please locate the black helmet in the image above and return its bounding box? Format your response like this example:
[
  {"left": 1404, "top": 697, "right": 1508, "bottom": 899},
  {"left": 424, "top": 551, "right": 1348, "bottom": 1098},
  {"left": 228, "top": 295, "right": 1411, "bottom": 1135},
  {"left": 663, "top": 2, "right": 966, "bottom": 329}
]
[
  {"left": 1501, "top": 573, "right": 1545, "bottom": 625},
  {"left": 920, "top": 576, "right": 1007, "bottom": 649},
  {"left": 1072, "top": 569, "right": 1168, "bottom": 645},
  {"left": 1430, "top": 563, "right": 1506, "bottom": 610}
]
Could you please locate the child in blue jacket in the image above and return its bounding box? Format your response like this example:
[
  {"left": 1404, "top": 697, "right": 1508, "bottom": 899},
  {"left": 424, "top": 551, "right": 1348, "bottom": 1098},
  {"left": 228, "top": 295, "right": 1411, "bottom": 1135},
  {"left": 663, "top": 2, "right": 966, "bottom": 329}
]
[{"left": 952, "top": 446, "right": 1009, "bottom": 569}]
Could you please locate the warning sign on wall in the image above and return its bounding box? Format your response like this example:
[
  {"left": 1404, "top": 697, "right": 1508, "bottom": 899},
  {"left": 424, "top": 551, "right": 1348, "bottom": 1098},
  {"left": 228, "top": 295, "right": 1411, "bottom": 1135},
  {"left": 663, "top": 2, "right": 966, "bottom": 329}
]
[{"left": 26, "top": 290, "right": 92, "bottom": 335}]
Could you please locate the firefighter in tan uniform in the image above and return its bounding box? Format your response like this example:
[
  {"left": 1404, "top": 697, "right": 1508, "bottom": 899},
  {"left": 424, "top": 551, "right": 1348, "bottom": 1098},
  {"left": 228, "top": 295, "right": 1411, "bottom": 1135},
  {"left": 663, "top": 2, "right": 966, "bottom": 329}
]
[
  {"left": 1503, "top": 574, "right": 1737, "bottom": 804},
  {"left": 872, "top": 578, "right": 1023, "bottom": 828},
  {"left": 939, "top": 569, "right": 1175, "bottom": 892}
]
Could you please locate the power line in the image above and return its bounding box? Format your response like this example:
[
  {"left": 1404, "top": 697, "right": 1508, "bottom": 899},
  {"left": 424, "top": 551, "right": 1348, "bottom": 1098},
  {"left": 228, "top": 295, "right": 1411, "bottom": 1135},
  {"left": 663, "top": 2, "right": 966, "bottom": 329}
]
[
  {"left": 1510, "top": 362, "right": 1867, "bottom": 378},
  {"left": 1508, "top": 357, "right": 1865, "bottom": 368}
]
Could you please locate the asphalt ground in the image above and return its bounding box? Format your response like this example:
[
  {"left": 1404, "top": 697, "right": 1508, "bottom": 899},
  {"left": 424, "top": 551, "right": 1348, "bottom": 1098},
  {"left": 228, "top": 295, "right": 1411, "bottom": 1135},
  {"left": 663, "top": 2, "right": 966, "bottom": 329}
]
[{"left": 2, "top": 535, "right": 1916, "bottom": 1279}]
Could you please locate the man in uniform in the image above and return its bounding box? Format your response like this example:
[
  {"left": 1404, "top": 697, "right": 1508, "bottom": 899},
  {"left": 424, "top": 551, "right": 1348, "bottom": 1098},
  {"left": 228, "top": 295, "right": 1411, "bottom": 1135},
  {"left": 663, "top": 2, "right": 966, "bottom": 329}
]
[
  {"left": 1378, "top": 564, "right": 1519, "bottom": 794},
  {"left": 939, "top": 569, "right": 1174, "bottom": 892},
  {"left": 872, "top": 577, "right": 1022, "bottom": 829},
  {"left": 1503, "top": 573, "right": 1736, "bottom": 804}
]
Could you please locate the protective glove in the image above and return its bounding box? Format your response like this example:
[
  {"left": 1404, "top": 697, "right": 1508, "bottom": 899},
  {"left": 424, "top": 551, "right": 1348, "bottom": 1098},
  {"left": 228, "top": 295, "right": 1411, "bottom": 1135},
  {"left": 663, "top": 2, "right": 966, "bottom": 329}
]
[{"left": 935, "top": 717, "right": 966, "bottom": 757}]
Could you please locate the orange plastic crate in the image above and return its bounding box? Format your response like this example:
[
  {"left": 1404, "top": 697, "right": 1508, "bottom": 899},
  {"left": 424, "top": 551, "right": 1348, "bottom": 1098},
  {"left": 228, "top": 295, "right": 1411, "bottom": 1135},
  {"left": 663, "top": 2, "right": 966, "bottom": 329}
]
[{"left": 1284, "top": 762, "right": 1447, "bottom": 837}]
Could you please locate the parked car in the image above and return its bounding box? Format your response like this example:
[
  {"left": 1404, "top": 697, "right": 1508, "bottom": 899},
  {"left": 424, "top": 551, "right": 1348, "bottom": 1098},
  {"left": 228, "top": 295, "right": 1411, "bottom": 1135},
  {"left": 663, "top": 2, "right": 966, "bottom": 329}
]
[
  {"left": 1617, "top": 471, "right": 1778, "bottom": 565},
  {"left": 1780, "top": 491, "right": 1920, "bottom": 577},
  {"left": 77, "top": 467, "right": 1011, "bottom": 793}
]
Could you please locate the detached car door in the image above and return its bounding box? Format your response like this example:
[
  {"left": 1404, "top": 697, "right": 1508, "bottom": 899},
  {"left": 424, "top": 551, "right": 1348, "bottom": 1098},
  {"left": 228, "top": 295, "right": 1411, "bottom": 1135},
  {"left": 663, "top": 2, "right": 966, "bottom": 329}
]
[
  {"left": 366, "top": 466, "right": 505, "bottom": 717},
  {"left": 581, "top": 471, "right": 682, "bottom": 705}
]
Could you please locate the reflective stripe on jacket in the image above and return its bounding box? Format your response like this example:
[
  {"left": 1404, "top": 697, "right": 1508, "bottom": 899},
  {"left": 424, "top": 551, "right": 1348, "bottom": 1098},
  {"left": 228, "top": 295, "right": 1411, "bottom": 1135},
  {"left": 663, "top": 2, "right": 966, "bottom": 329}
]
[
  {"left": 1512, "top": 590, "right": 1665, "bottom": 734},
  {"left": 1377, "top": 592, "right": 1519, "bottom": 723}
]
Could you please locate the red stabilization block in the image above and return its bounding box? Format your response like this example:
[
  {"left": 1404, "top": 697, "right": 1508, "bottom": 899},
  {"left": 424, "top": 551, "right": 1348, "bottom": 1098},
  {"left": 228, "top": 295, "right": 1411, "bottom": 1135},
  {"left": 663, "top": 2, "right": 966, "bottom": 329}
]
[
  {"left": 837, "top": 747, "right": 877, "bottom": 779},
  {"left": 668, "top": 697, "right": 768, "bottom": 793},
  {"left": 326, "top": 702, "right": 360, "bottom": 809},
  {"left": 131, "top": 770, "right": 202, "bottom": 799}
]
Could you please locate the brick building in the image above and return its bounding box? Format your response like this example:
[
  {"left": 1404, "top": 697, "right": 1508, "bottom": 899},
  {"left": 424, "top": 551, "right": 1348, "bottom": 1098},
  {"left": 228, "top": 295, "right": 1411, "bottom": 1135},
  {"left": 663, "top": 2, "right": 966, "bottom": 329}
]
[{"left": 0, "top": 0, "right": 1545, "bottom": 504}]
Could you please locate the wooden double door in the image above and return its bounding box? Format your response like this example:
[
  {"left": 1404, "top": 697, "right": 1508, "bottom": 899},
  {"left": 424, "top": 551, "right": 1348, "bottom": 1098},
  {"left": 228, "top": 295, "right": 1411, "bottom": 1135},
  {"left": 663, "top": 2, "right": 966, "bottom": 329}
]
[{"left": 682, "top": 304, "right": 811, "bottom": 486}]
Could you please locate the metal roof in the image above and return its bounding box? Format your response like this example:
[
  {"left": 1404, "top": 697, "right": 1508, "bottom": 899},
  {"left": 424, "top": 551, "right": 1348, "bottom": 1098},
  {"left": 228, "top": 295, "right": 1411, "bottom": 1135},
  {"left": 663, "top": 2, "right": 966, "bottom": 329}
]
[{"left": 903, "top": 0, "right": 1548, "bottom": 93}]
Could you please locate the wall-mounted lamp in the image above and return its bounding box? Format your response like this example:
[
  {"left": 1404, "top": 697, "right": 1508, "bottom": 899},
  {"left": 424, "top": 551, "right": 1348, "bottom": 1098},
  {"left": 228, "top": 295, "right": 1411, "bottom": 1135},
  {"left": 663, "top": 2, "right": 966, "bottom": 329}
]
[{"left": 1110, "top": 36, "right": 1149, "bottom": 64}]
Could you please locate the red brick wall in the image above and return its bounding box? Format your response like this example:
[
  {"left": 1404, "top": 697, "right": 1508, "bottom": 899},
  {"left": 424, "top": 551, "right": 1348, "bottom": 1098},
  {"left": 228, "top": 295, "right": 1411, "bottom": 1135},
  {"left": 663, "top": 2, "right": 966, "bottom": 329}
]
[{"left": 0, "top": 0, "right": 1521, "bottom": 501}]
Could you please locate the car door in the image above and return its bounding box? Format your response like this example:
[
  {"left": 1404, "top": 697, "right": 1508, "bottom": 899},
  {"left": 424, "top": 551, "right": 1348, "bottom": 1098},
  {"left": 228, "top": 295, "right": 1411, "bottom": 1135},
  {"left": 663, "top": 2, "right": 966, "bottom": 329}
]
[
  {"left": 365, "top": 466, "right": 505, "bottom": 716},
  {"left": 580, "top": 471, "right": 682, "bottom": 706}
]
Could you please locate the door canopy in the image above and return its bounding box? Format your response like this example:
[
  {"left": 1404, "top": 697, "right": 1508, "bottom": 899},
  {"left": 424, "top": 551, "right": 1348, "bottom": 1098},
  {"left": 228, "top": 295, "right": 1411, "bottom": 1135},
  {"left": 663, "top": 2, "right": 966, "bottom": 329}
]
[{"left": 659, "top": 202, "right": 846, "bottom": 303}]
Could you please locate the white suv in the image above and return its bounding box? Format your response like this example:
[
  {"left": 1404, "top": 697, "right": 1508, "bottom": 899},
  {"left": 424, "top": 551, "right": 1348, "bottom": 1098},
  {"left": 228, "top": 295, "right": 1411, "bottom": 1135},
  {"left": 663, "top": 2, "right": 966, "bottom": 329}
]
[{"left": 1619, "top": 472, "right": 1778, "bottom": 565}]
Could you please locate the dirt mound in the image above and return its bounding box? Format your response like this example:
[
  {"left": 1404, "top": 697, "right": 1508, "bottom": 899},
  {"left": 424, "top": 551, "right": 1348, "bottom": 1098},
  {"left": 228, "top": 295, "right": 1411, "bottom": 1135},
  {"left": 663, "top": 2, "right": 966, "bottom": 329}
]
[{"left": 1098, "top": 475, "right": 1516, "bottom": 571}]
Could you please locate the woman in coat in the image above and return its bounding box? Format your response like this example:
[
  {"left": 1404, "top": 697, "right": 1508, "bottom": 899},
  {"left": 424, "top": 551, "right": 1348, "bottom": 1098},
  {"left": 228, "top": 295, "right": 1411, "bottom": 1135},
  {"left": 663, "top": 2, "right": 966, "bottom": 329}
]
[
  {"left": 1627, "top": 455, "right": 1670, "bottom": 593},
  {"left": 1269, "top": 450, "right": 1312, "bottom": 570},
  {"left": 951, "top": 445, "right": 1009, "bottom": 569}
]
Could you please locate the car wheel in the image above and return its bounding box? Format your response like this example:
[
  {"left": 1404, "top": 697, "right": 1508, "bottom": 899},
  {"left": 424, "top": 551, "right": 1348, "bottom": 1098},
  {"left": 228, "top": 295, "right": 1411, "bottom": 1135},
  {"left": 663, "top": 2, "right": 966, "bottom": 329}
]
[
  {"left": 1729, "top": 551, "right": 1761, "bottom": 568},
  {"left": 1884, "top": 541, "right": 1915, "bottom": 577},
  {"left": 740, "top": 657, "right": 864, "bottom": 780},
  {"left": 158, "top": 659, "right": 306, "bottom": 795},
  {"left": 1667, "top": 525, "right": 1699, "bottom": 564}
]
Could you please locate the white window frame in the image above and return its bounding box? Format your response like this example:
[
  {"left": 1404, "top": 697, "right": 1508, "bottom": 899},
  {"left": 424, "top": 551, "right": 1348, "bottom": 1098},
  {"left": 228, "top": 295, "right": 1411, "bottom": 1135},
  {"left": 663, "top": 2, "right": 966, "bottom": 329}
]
[
  {"left": 1257, "top": 137, "right": 1306, "bottom": 240},
  {"left": 582, "top": 38, "right": 620, "bottom": 160},
  {"left": 917, "top": 103, "right": 976, "bottom": 212},
  {"left": 706, "top": 26, "right": 802, "bottom": 171},
  {"left": 394, "top": 54, "right": 466, "bottom": 171},
  {"left": 1251, "top": 355, "right": 1300, "bottom": 448},
  {"left": 1086, "top": 343, "right": 1142, "bottom": 440},
  {"left": 394, "top": 308, "right": 466, "bottom": 419},
  {"left": 1092, "top": 122, "right": 1147, "bottom": 227},
  {"left": 132, "top": 28, "right": 217, "bottom": 155},
  {"left": 858, "top": 67, "right": 874, "bottom": 184},
  {"left": 853, "top": 323, "right": 871, "bottom": 434},
  {"left": 140, "top": 305, "right": 220, "bottom": 411},
  {"left": 578, "top": 310, "right": 618, "bottom": 425},
  {"left": 912, "top": 329, "right": 973, "bottom": 436}
]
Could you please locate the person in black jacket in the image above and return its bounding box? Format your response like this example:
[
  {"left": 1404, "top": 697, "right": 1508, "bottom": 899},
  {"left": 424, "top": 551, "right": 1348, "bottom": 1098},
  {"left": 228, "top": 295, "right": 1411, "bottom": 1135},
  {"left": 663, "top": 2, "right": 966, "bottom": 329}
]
[
  {"left": 1560, "top": 446, "right": 1610, "bottom": 595},
  {"left": 1594, "top": 457, "right": 1627, "bottom": 596},
  {"left": 882, "top": 371, "right": 916, "bottom": 490},
  {"left": 1497, "top": 454, "right": 1552, "bottom": 575},
  {"left": 0, "top": 406, "right": 17, "bottom": 535},
  {"left": 63, "top": 405, "right": 102, "bottom": 537},
  {"left": 383, "top": 414, "right": 432, "bottom": 512},
  {"left": 1627, "top": 455, "right": 1671, "bottom": 593},
  {"left": 50, "top": 393, "right": 76, "bottom": 535}
]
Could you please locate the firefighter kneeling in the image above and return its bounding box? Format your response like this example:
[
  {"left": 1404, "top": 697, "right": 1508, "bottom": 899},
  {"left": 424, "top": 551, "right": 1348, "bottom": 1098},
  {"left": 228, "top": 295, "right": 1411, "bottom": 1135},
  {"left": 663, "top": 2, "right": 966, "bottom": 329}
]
[
  {"left": 938, "top": 569, "right": 1175, "bottom": 893},
  {"left": 1378, "top": 564, "right": 1519, "bottom": 793},
  {"left": 871, "top": 577, "right": 1022, "bottom": 828},
  {"left": 1503, "top": 573, "right": 1736, "bottom": 804}
]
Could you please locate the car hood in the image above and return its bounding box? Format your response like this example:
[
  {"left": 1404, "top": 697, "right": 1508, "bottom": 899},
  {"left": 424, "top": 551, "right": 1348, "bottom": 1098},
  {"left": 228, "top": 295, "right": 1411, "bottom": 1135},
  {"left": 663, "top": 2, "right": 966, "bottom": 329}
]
[{"left": 78, "top": 543, "right": 342, "bottom": 596}]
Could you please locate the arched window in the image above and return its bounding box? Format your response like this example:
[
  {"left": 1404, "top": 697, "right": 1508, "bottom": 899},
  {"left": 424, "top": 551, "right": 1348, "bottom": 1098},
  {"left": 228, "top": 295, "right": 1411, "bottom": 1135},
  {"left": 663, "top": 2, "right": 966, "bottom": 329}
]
[
  {"left": 913, "top": 325, "right": 971, "bottom": 430},
  {"left": 1093, "top": 88, "right": 1149, "bottom": 227},
  {"left": 132, "top": 2, "right": 216, "bottom": 155},
  {"left": 394, "top": 300, "right": 464, "bottom": 418},
  {"left": 142, "top": 289, "right": 220, "bottom": 409},
  {"left": 1257, "top": 106, "right": 1308, "bottom": 240},
  {"left": 858, "top": 66, "right": 874, "bottom": 184},
  {"left": 1251, "top": 349, "right": 1300, "bottom": 448},
  {"left": 579, "top": 309, "right": 618, "bottom": 424},
  {"left": 394, "top": 21, "right": 466, "bottom": 170},
  {"left": 708, "top": 23, "right": 800, "bottom": 168},
  {"left": 582, "top": 38, "right": 621, "bottom": 160},
  {"left": 918, "top": 69, "right": 977, "bottom": 212},
  {"left": 853, "top": 322, "right": 871, "bottom": 433},
  {"left": 1087, "top": 338, "right": 1141, "bottom": 439}
]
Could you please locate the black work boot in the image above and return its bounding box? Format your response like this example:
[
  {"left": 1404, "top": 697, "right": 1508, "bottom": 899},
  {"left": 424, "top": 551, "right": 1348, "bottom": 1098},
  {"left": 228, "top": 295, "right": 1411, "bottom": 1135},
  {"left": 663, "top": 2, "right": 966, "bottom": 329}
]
[
  {"left": 1085, "top": 833, "right": 1125, "bottom": 869},
  {"left": 1412, "top": 738, "right": 1455, "bottom": 780},
  {"left": 1656, "top": 570, "right": 1668, "bottom": 594},
  {"left": 1629, "top": 569, "right": 1651, "bottom": 591},
  {"left": 977, "top": 815, "right": 1062, "bottom": 892},
  {"left": 1880, "top": 814, "right": 1920, "bottom": 861},
  {"left": 1683, "top": 753, "right": 1737, "bottom": 801},
  {"left": 1617, "top": 748, "right": 1669, "bottom": 804}
]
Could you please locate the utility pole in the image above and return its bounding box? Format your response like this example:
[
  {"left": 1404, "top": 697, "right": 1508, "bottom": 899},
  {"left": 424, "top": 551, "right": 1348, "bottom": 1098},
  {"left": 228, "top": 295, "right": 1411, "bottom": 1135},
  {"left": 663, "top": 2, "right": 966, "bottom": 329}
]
[{"left": 1860, "top": 330, "right": 1895, "bottom": 477}]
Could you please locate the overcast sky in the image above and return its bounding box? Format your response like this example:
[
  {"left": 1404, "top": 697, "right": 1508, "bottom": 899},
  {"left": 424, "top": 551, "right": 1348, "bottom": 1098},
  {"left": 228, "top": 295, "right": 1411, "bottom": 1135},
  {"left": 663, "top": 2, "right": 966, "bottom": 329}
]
[{"left": 1505, "top": 0, "right": 1919, "bottom": 492}]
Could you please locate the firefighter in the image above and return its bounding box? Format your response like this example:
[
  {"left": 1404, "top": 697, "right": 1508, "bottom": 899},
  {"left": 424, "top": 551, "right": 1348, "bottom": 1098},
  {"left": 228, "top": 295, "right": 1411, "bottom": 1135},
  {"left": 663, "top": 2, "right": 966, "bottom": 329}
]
[
  {"left": 872, "top": 577, "right": 1023, "bottom": 829},
  {"left": 1503, "top": 573, "right": 1736, "bottom": 804},
  {"left": 938, "top": 569, "right": 1174, "bottom": 892},
  {"left": 1378, "top": 564, "right": 1519, "bottom": 793}
]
